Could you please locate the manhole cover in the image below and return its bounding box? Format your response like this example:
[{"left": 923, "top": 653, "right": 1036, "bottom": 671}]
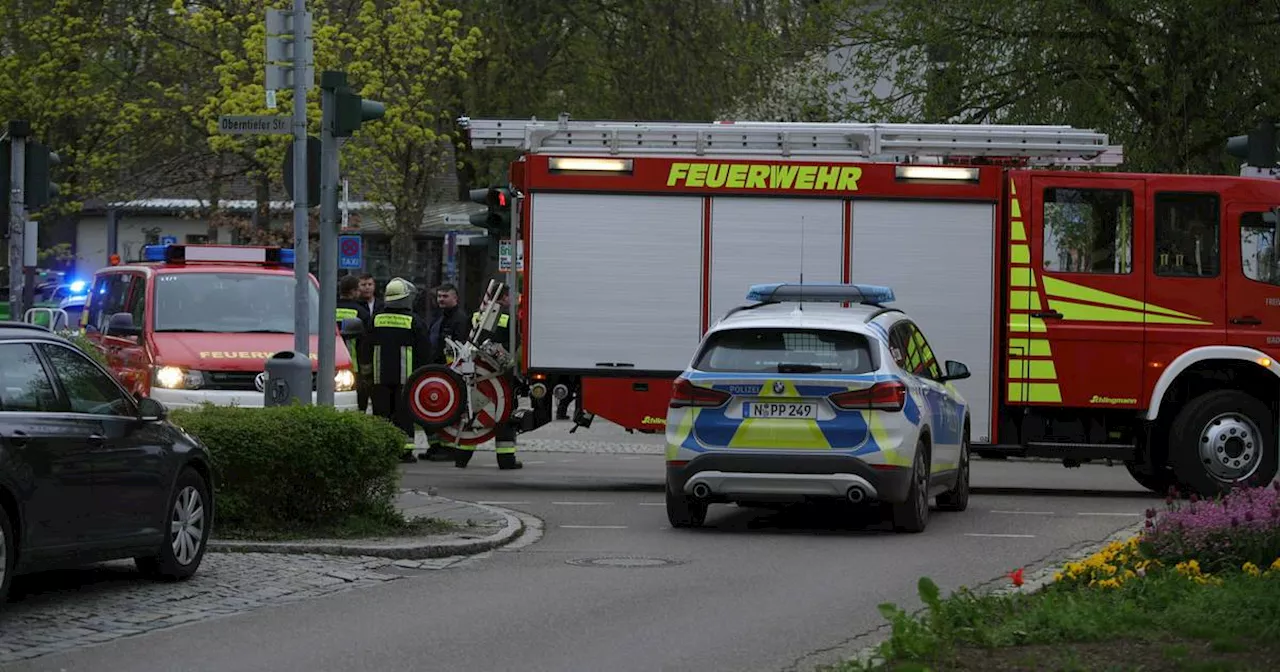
[{"left": 566, "top": 556, "right": 684, "bottom": 568}]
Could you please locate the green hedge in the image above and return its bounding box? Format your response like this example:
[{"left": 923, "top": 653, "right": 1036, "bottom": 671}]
[
  {"left": 64, "top": 330, "right": 110, "bottom": 368},
  {"left": 168, "top": 404, "right": 405, "bottom": 532}
]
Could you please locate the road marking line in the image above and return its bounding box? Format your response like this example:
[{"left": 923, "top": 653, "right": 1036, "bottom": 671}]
[
  {"left": 477, "top": 501, "right": 531, "bottom": 505},
  {"left": 559, "top": 525, "right": 628, "bottom": 529},
  {"left": 523, "top": 461, "right": 547, "bottom": 465},
  {"left": 964, "top": 533, "right": 1036, "bottom": 538},
  {"left": 638, "top": 502, "right": 665, "bottom": 506},
  {"left": 990, "top": 510, "right": 1055, "bottom": 515},
  {"left": 551, "top": 501, "right": 612, "bottom": 506},
  {"left": 621, "top": 456, "right": 646, "bottom": 460},
  {"left": 558, "top": 459, "right": 577, "bottom": 463},
  {"left": 1078, "top": 512, "right": 1143, "bottom": 517}
]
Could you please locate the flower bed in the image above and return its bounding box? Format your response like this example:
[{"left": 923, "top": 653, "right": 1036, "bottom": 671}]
[{"left": 838, "top": 482, "right": 1280, "bottom": 671}]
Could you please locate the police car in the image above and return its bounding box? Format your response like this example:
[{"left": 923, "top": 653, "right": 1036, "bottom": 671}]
[{"left": 664, "top": 283, "right": 972, "bottom": 533}]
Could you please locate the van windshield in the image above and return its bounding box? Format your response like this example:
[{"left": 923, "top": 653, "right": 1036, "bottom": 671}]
[{"left": 152, "top": 272, "right": 320, "bottom": 334}]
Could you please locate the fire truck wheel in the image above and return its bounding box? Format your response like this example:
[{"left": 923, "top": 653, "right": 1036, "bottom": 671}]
[
  {"left": 1123, "top": 462, "right": 1178, "bottom": 496},
  {"left": 404, "top": 365, "right": 466, "bottom": 431},
  {"left": 1168, "top": 390, "right": 1277, "bottom": 498}
]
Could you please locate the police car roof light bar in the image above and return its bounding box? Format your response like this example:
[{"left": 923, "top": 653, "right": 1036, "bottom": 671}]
[
  {"left": 745, "top": 283, "right": 896, "bottom": 305},
  {"left": 142, "top": 244, "right": 295, "bottom": 267}
]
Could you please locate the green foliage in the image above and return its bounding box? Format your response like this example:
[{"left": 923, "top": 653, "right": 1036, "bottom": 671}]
[
  {"left": 168, "top": 404, "right": 405, "bottom": 532},
  {"left": 823, "top": 0, "right": 1280, "bottom": 173},
  {"left": 64, "top": 330, "right": 109, "bottom": 368}
]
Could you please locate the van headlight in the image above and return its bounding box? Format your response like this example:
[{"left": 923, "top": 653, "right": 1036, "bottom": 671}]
[
  {"left": 155, "top": 366, "right": 205, "bottom": 390},
  {"left": 335, "top": 368, "right": 356, "bottom": 392}
]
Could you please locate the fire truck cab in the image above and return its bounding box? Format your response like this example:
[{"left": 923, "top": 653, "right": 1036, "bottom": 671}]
[
  {"left": 81, "top": 244, "right": 359, "bottom": 410},
  {"left": 463, "top": 115, "right": 1280, "bottom": 497}
]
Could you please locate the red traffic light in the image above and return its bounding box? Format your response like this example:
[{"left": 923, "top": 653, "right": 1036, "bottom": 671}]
[{"left": 498, "top": 191, "right": 507, "bottom": 207}]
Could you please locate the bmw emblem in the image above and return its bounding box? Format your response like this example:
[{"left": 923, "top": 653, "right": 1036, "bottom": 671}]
[
  {"left": 254, "top": 372, "right": 268, "bottom": 392},
  {"left": 772, "top": 381, "right": 785, "bottom": 394}
]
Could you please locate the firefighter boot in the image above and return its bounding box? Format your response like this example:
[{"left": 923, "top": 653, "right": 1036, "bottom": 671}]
[
  {"left": 420, "top": 437, "right": 456, "bottom": 462},
  {"left": 497, "top": 453, "right": 523, "bottom": 470},
  {"left": 495, "top": 429, "right": 522, "bottom": 469},
  {"left": 401, "top": 442, "right": 419, "bottom": 464},
  {"left": 454, "top": 446, "right": 474, "bottom": 469}
]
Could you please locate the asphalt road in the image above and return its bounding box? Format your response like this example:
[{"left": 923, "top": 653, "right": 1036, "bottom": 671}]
[{"left": 6, "top": 433, "right": 1159, "bottom": 672}]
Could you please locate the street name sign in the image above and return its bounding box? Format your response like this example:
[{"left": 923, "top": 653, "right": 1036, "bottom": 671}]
[{"left": 219, "top": 115, "right": 291, "bottom": 135}]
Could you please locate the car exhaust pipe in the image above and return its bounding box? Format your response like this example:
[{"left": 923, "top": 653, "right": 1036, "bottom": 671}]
[
  {"left": 691, "top": 483, "right": 711, "bottom": 499},
  {"left": 846, "top": 486, "right": 866, "bottom": 504}
]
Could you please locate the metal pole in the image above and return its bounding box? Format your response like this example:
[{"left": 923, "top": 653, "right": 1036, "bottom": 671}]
[
  {"left": 290, "top": 0, "right": 311, "bottom": 368},
  {"left": 7, "top": 121, "right": 28, "bottom": 321},
  {"left": 316, "top": 74, "right": 339, "bottom": 406},
  {"left": 106, "top": 206, "right": 118, "bottom": 258}
]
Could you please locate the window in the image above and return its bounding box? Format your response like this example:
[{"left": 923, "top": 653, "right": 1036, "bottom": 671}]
[
  {"left": 84, "top": 273, "right": 134, "bottom": 333},
  {"left": 694, "top": 328, "right": 876, "bottom": 374},
  {"left": 1154, "top": 193, "right": 1220, "bottom": 277},
  {"left": 1042, "top": 188, "right": 1134, "bottom": 274},
  {"left": 153, "top": 271, "right": 321, "bottom": 334},
  {"left": 39, "top": 344, "right": 132, "bottom": 416},
  {"left": 1241, "top": 210, "right": 1280, "bottom": 286},
  {"left": 125, "top": 275, "right": 146, "bottom": 328},
  {"left": 0, "top": 343, "right": 58, "bottom": 412},
  {"left": 890, "top": 321, "right": 942, "bottom": 379}
]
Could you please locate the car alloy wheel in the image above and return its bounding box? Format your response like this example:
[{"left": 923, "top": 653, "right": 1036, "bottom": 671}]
[
  {"left": 913, "top": 449, "right": 929, "bottom": 522},
  {"left": 171, "top": 485, "right": 205, "bottom": 566}
]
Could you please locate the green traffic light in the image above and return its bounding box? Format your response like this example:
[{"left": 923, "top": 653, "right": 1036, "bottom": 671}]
[
  {"left": 334, "top": 86, "right": 386, "bottom": 137},
  {"left": 1225, "top": 122, "right": 1278, "bottom": 168}
]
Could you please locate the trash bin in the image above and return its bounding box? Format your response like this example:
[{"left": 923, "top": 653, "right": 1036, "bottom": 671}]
[{"left": 263, "top": 350, "right": 313, "bottom": 407}]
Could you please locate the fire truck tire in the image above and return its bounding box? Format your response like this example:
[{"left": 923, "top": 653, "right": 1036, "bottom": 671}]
[
  {"left": 1168, "top": 390, "right": 1277, "bottom": 498},
  {"left": 404, "top": 365, "right": 466, "bottom": 431},
  {"left": 1123, "top": 462, "right": 1178, "bottom": 496}
]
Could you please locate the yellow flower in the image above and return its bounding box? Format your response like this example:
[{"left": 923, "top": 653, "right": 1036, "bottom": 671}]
[
  {"left": 1243, "top": 562, "right": 1262, "bottom": 577},
  {"left": 1270, "top": 557, "right": 1280, "bottom": 573}
]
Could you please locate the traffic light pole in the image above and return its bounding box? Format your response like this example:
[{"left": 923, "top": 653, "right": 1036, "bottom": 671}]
[
  {"left": 290, "top": 0, "right": 311, "bottom": 367},
  {"left": 316, "top": 72, "right": 342, "bottom": 406},
  {"left": 6, "top": 121, "right": 27, "bottom": 322}
]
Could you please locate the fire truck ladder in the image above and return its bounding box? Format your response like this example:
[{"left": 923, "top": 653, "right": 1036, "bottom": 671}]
[{"left": 459, "top": 113, "right": 1124, "bottom": 167}]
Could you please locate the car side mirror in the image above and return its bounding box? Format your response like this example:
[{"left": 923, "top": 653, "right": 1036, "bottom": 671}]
[
  {"left": 106, "top": 312, "right": 140, "bottom": 338},
  {"left": 137, "top": 396, "right": 167, "bottom": 422},
  {"left": 339, "top": 317, "right": 365, "bottom": 339},
  {"left": 941, "top": 360, "right": 970, "bottom": 382}
]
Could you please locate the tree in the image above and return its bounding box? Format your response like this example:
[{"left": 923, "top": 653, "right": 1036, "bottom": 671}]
[
  {"left": 822, "top": 0, "right": 1280, "bottom": 173},
  {"left": 335, "top": 0, "right": 482, "bottom": 274}
]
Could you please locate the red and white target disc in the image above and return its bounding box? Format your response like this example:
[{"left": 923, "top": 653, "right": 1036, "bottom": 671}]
[
  {"left": 404, "top": 366, "right": 465, "bottom": 430},
  {"left": 438, "top": 357, "right": 514, "bottom": 446}
]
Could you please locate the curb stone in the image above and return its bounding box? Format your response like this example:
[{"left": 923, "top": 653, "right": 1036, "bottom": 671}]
[
  {"left": 842, "top": 519, "right": 1148, "bottom": 671},
  {"left": 207, "top": 497, "right": 529, "bottom": 560}
]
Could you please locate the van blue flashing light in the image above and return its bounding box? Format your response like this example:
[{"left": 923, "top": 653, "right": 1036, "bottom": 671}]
[
  {"left": 68, "top": 280, "right": 86, "bottom": 294},
  {"left": 745, "top": 282, "right": 896, "bottom": 305},
  {"left": 142, "top": 244, "right": 295, "bottom": 267}
]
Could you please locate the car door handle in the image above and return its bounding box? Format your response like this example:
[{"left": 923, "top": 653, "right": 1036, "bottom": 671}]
[
  {"left": 87, "top": 433, "right": 106, "bottom": 447},
  {"left": 1230, "top": 315, "right": 1262, "bottom": 326},
  {"left": 7, "top": 430, "right": 28, "bottom": 447},
  {"left": 1030, "top": 310, "right": 1063, "bottom": 319}
]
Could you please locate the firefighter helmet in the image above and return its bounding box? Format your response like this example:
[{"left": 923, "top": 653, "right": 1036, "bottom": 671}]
[{"left": 384, "top": 277, "right": 414, "bottom": 305}]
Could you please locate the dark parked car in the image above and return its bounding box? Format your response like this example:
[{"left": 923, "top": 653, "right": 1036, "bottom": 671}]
[{"left": 0, "top": 321, "right": 214, "bottom": 605}]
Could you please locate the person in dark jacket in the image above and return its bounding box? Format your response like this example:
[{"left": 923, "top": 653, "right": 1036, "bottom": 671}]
[
  {"left": 419, "top": 283, "right": 471, "bottom": 461},
  {"left": 335, "top": 275, "right": 373, "bottom": 412},
  {"left": 369, "top": 277, "right": 432, "bottom": 463}
]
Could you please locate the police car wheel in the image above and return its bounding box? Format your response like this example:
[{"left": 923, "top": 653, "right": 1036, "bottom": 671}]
[
  {"left": 666, "top": 487, "right": 707, "bottom": 528},
  {"left": 936, "top": 424, "right": 969, "bottom": 512},
  {"left": 891, "top": 440, "right": 931, "bottom": 533}
]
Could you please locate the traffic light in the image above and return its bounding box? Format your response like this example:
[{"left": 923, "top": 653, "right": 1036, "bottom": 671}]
[
  {"left": 469, "top": 185, "right": 514, "bottom": 236},
  {"left": 333, "top": 83, "right": 385, "bottom": 137},
  {"left": 24, "top": 141, "right": 60, "bottom": 210},
  {"left": 1226, "top": 121, "right": 1279, "bottom": 168}
]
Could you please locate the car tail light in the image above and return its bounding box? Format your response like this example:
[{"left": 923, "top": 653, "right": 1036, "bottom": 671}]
[
  {"left": 830, "top": 381, "right": 907, "bottom": 411},
  {"left": 670, "top": 377, "right": 730, "bottom": 408}
]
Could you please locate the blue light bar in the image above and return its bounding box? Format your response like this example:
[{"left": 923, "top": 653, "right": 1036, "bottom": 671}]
[
  {"left": 745, "top": 282, "right": 896, "bottom": 305},
  {"left": 68, "top": 280, "right": 86, "bottom": 294},
  {"left": 140, "top": 244, "right": 295, "bottom": 266}
]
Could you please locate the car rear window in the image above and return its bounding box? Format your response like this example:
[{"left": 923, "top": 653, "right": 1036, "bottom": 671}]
[{"left": 693, "top": 328, "right": 876, "bottom": 373}]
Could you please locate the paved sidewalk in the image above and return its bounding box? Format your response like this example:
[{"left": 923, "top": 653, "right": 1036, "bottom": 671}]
[{"left": 208, "top": 489, "right": 527, "bottom": 564}]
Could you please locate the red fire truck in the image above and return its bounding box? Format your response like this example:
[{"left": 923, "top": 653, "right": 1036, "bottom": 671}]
[{"left": 460, "top": 115, "right": 1280, "bottom": 497}]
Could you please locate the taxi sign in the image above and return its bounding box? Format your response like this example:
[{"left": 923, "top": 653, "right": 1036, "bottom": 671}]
[{"left": 745, "top": 282, "right": 896, "bottom": 305}]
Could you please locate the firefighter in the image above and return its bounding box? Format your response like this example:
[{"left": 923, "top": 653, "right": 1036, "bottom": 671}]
[
  {"left": 369, "top": 277, "right": 432, "bottom": 464},
  {"left": 456, "top": 283, "right": 522, "bottom": 470},
  {"left": 419, "top": 283, "right": 471, "bottom": 462},
  {"left": 335, "top": 275, "right": 371, "bottom": 410}
]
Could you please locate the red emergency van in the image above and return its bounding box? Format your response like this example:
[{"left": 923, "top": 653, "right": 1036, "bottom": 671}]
[{"left": 81, "top": 244, "right": 359, "bottom": 409}]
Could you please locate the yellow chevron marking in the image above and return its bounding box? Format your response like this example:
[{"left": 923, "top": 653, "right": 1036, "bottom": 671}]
[
  {"left": 1010, "top": 267, "right": 1036, "bottom": 288},
  {"left": 1009, "top": 178, "right": 1017, "bottom": 195},
  {"left": 1008, "top": 315, "right": 1047, "bottom": 333},
  {"left": 1011, "top": 244, "right": 1030, "bottom": 264},
  {"left": 1011, "top": 220, "right": 1027, "bottom": 241},
  {"left": 1048, "top": 300, "right": 1212, "bottom": 325},
  {"left": 1040, "top": 276, "right": 1206, "bottom": 321},
  {"left": 1010, "top": 290, "right": 1042, "bottom": 310},
  {"left": 1009, "top": 338, "right": 1052, "bottom": 357},
  {"left": 1010, "top": 198, "right": 1022, "bottom": 219},
  {"left": 1007, "top": 382, "right": 1062, "bottom": 403},
  {"left": 1008, "top": 359, "right": 1058, "bottom": 379}
]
